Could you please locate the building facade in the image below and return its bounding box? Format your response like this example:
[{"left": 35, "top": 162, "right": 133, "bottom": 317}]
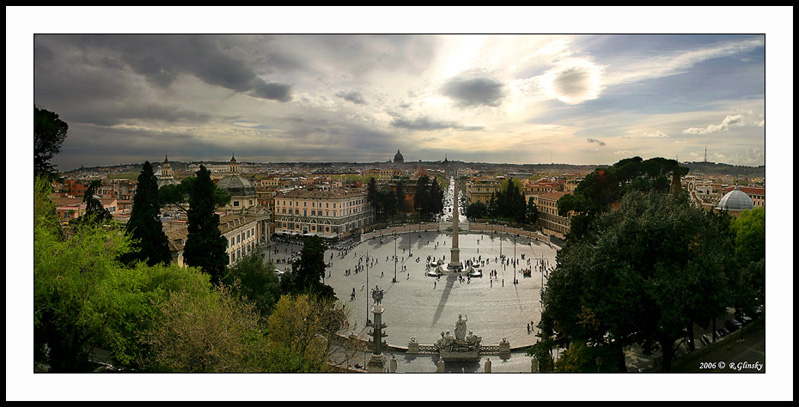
[
  {"left": 527, "top": 191, "right": 571, "bottom": 239},
  {"left": 274, "top": 188, "right": 372, "bottom": 239},
  {"left": 466, "top": 176, "right": 502, "bottom": 206}
]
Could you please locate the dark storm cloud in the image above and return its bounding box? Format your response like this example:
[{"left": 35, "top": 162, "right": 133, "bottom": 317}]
[
  {"left": 586, "top": 138, "right": 606, "bottom": 146},
  {"left": 40, "top": 35, "right": 294, "bottom": 100},
  {"left": 442, "top": 76, "right": 505, "bottom": 107},
  {"left": 249, "top": 80, "right": 293, "bottom": 102},
  {"left": 336, "top": 90, "right": 367, "bottom": 105},
  {"left": 389, "top": 115, "right": 484, "bottom": 132}
]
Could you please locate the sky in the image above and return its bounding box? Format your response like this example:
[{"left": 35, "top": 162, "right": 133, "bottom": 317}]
[
  {"left": 22, "top": 11, "right": 777, "bottom": 171},
  {"left": 8, "top": 6, "right": 794, "bottom": 402}
]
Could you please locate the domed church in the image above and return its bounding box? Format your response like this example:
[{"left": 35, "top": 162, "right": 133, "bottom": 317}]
[
  {"left": 394, "top": 149, "right": 404, "bottom": 163},
  {"left": 716, "top": 185, "right": 754, "bottom": 217},
  {"left": 217, "top": 154, "right": 258, "bottom": 212}
]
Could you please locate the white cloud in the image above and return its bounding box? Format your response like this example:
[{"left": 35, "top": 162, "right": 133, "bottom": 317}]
[
  {"left": 682, "top": 114, "right": 745, "bottom": 135},
  {"left": 640, "top": 130, "right": 669, "bottom": 138}
]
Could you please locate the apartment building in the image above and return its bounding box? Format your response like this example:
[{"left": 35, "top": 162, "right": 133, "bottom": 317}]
[{"left": 274, "top": 188, "right": 372, "bottom": 239}]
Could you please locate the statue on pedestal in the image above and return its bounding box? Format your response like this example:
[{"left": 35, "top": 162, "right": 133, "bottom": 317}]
[{"left": 454, "top": 314, "right": 468, "bottom": 341}]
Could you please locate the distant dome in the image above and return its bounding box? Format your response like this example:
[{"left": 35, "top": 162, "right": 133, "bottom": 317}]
[
  {"left": 394, "top": 150, "right": 404, "bottom": 163},
  {"left": 717, "top": 186, "right": 754, "bottom": 211},
  {"left": 217, "top": 174, "right": 256, "bottom": 197}
]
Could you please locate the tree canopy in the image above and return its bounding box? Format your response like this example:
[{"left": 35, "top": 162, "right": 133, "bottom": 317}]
[
  {"left": 183, "top": 165, "right": 229, "bottom": 284},
  {"left": 488, "top": 177, "right": 527, "bottom": 223},
  {"left": 71, "top": 179, "right": 112, "bottom": 227},
  {"left": 34, "top": 106, "right": 68, "bottom": 181},
  {"left": 121, "top": 161, "right": 172, "bottom": 267},
  {"left": 557, "top": 156, "right": 689, "bottom": 241},
  {"left": 542, "top": 190, "right": 733, "bottom": 372}
]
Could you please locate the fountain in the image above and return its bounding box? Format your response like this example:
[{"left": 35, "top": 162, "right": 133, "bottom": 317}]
[{"left": 434, "top": 314, "right": 482, "bottom": 362}]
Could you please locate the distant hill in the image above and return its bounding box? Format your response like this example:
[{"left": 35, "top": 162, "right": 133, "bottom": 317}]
[{"left": 681, "top": 161, "right": 765, "bottom": 178}]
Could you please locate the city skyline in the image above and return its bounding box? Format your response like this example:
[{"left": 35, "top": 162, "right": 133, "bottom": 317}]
[
  {"left": 24, "top": 12, "right": 775, "bottom": 172},
  {"left": 10, "top": 7, "right": 793, "bottom": 402}
]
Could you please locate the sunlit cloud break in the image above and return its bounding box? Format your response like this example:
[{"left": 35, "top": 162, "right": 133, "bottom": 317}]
[{"left": 537, "top": 58, "right": 606, "bottom": 105}]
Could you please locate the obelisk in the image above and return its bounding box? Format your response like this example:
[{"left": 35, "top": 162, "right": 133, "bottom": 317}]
[{"left": 449, "top": 168, "right": 460, "bottom": 271}]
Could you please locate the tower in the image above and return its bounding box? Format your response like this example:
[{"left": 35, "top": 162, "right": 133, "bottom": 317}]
[
  {"left": 161, "top": 155, "right": 174, "bottom": 179},
  {"left": 229, "top": 153, "right": 239, "bottom": 174}
]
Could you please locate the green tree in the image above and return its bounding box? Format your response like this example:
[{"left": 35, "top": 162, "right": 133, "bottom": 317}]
[
  {"left": 121, "top": 161, "right": 172, "bottom": 267},
  {"left": 34, "top": 106, "right": 68, "bottom": 181},
  {"left": 526, "top": 196, "right": 539, "bottom": 225},
  {"left": 34, "top": 175, "right": 64, "bottom": 241},
  {"left": 221, "top": 254, "right": 282, "bottom": 318},
  {"left": 34, "top": 219, "right": 132, "bottom": 371},
  {"left": 264, "top": 294, "right": 346, "bottom": 372},
  {"left": 142, "top": 283, "right": 267, "bottom": 372},
  {"left": 158, "top": 176, "right": 231, "bottom": 213},
  {"left": 466, "top": 201, "right": 488, "bottom": 220},
  {"left": 557, "top": 156, "right": 689, "bottom": 242},
  {"left": 395, "top": 179, "right": 409, "bottom": 212},
  {"left": 72, "top": 179, "right": 112, "bottom": 226},
  {"left": 280, "top": 236, "right": 335, "bottom": 300},
  {"left": 183, "top": 165, "right": 229, "bottom": 284},
  {"left": 542, "top": 191, "right": 732, "bottom": 372},
  {"left": 430, "top": 177, "right": 444, "bottom": 216},
  {"left": 487, "top": 177, "right": 526, "bottom": 223},
  {"left": 728, "top": 207, "right": 766, "bottom": 315},
  {"left": 413, "top": 174, "right": 432, "bottom": 218}
]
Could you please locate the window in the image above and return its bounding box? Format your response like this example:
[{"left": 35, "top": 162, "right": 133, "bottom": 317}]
[{"left": 233, "top": 201, "right": 239, "bottom": 207}]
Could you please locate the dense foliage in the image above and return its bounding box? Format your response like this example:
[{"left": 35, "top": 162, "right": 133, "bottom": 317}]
[
  {"left": 121, "top": 161, "right": 172, "bottom": 267},
  {"left": 557, "top": 156, "right": 688, "bottom": 241},
  {"left": 183, "top": 165, "right": 229, "bottom": 284},
  {"left": 34, "top": 106, "right": 68, "bottom": 181},
  {"left": 413, "top": 174, "right": 444, "bottom": 221},
  {"left": 542, "top": 190, "right": 735, "bottom": 372}
]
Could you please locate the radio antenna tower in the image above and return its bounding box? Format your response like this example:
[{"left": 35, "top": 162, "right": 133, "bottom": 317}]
[{"left": 704, "top": 146, "right": 707, "bottom": 163}]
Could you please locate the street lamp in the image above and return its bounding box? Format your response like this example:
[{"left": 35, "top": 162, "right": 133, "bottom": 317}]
[
  {"left": 513, "top": 233, "right": 517, "bottom": 284},
  {"left": 365, "top": 251, "right": 371, "bottom": 326}
]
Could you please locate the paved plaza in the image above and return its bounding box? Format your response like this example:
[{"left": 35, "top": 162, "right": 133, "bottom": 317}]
[{"left": 264, "top": 227, "right": 559, "bottom": 372}]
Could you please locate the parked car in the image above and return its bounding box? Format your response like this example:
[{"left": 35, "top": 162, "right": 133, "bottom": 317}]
[{"left": 725, "top": 319, "right": 742, "bottom": 332}]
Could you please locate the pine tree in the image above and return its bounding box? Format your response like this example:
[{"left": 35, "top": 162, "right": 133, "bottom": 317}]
[
  {"left": 72, "top": 180, "right": 112, "bottom": 226},
  {"left": 122, "top": 161, "right": 172, "bottom": 267},
  {"left": 183, "top": 165, "right": 228, "bottom": 284}
]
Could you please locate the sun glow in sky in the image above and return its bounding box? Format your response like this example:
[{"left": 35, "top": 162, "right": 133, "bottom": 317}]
[{"left": 17, "top": 9, "right": 778, "bottom": 171}]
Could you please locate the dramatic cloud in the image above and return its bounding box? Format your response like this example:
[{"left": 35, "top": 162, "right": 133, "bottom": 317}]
[
  {"left": 441, "top": 76, "right": 505, "bottom": 107},
  {"left": 24, "top": 29, "right": 765, "bottom": 169},
  {"left": 389, "top": 115, "right": 483, "bottom": 132},
  {"left": 336, "top": 91, "right": 367, "bottom": 105},
  {"left": 682, "top": 114, "right": 745, "bottom": 135},
  {"left": 249, "top": 80, "right": 293, "bottom": 102}
]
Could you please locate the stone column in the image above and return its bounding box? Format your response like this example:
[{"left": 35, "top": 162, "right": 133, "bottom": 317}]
[{"left": 449, "top": 168, "right": 460, "bottom": 271}]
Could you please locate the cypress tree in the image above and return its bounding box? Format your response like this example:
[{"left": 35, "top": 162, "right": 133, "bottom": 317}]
[
  {"left": 122, "top": 161, "right": 172, "bottom": 267},
  {"left": 183, "top": 165, "right": 228, "bottom": 284}
]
